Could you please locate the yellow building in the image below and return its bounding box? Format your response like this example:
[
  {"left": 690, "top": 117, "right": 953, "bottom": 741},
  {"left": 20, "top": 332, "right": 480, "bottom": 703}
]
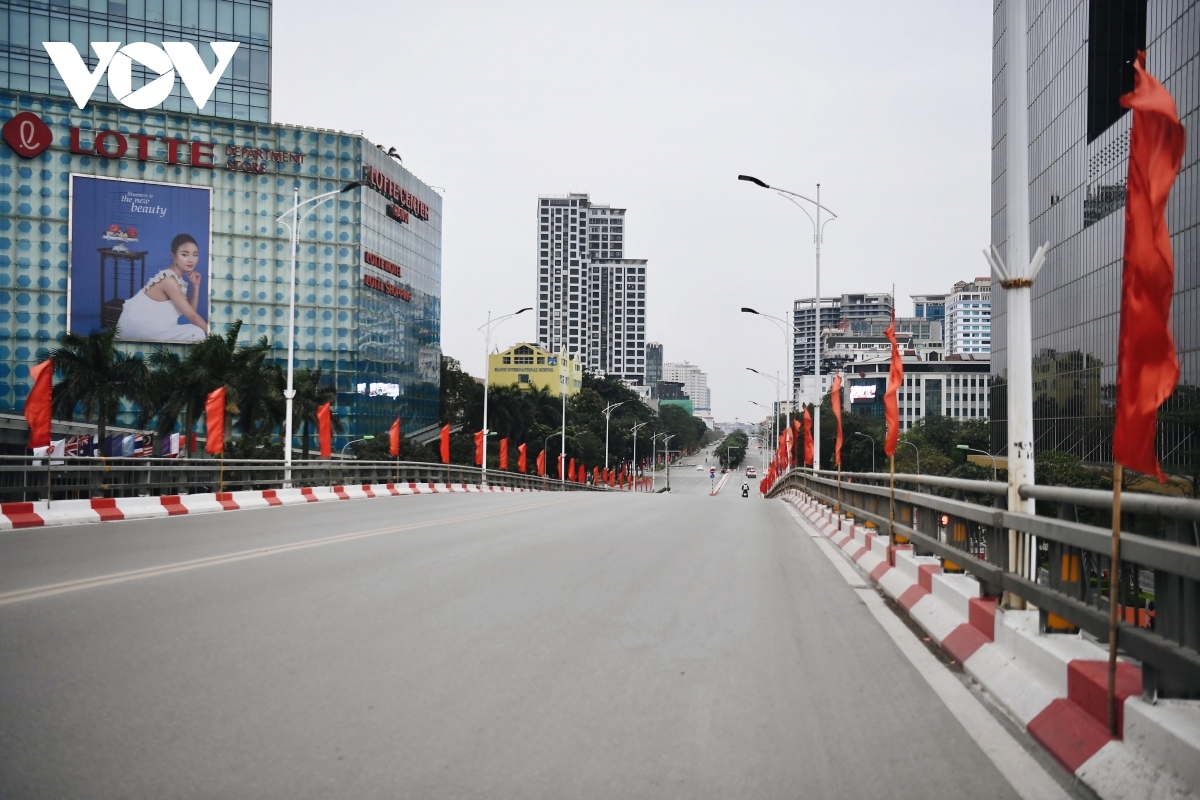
[{"left": 488, "top": 343, "right": 582, "bottom": 396}]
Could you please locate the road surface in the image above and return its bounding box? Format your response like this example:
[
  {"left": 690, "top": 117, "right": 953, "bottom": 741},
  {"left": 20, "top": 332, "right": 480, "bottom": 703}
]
[{"left": 0, "top": 451, "right": 1079, "bottom": 798}]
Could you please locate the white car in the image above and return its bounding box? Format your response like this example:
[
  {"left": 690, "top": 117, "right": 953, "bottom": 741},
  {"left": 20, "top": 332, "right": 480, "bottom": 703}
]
[
  {"left": 696, "top": 464, "right": 704, "bottom": 470},
  {"left": 746, "top": 467, "right": 757, "bottom": 479}
]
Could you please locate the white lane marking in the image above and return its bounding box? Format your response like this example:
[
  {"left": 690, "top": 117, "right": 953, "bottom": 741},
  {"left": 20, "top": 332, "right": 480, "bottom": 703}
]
[
  {"left": 0, "top": 498, "right": 570, "bottom": 606},
  {"left": 793, "top": 508, "right": 1070, "bottom": 800},
  {"left": 782, "top": 503, "right": 823, "bottom": 537}
]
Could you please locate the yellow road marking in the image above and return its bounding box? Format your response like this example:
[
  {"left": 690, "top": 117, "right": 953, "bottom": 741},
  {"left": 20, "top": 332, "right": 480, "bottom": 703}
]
[{"left": 0, "top": 498, "right": 571, "bottom": 606}]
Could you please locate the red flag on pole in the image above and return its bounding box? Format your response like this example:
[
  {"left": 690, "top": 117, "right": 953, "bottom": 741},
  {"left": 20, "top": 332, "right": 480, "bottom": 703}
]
[
  {"left": 205, "top": 386, "right": 225, "bottom": 455},
  {"left": 25, "top": 359, "right": 52, "bottom": 450},
  {"left": 883, "top": 310, "right": 903, "bottom": 457},
  {"left": 499, "top": 438, "right": 508, "bottom": 470},
  {"left": 518, "top": 443, "right": 527, "bottom": 473},
  {"left": 536, "top": 449, "right": 546, "bottom": 477},
  {"left": 792, "top": 417, "right": 801, "bottom": 466},
  {"left": 1113, "top": 52, "right": 1186, "bottom": 482},
  {"left": 831, "top": 374, "right": 844, "bottom": 467},
  {"left": 593, "top": 466, "right": 599, "bottom": 485},
  {"left": 579, "top": 463, "right": 586, "bottom": 484},
  {"left": 803, "top": 406, "right": 814, "bottom": 466},
  {"left": 317, "top": 401, "right": 332, "bottom": 458},
  {"left": 568, "top": 458, "right": 576, "bottom": 482},
  {"left": 474, "top": 430, "right": 484, "bottom": 466},
  {"left": 389, "top": 416, "right": 401, "bottom": 457},
  {"left": 440, "top": 424, "right": 450, "bottom": 464}
]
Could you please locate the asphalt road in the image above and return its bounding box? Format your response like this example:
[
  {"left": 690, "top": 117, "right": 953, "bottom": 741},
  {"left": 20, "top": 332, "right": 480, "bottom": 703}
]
[{"left": 0, "top": 455, "right": 1054, "bottom": 799}]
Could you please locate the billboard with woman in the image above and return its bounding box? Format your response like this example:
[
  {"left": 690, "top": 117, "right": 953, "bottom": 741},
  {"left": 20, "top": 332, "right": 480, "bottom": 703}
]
[{"left": 68, "top": 176, "right": 211, "bottom": 343}]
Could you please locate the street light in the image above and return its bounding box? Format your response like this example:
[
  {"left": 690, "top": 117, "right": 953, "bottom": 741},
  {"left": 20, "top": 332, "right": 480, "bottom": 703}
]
[
  {"left": 957, "top": 444, "right": 998, "bottom": 481},
  {"left": 899, "top": 440, "right": 920, "bottom": 475},
  {"left": 741, "top": 307, "right": 797, "bottom": 424},
  {"left": 747, "top": 368, "right": 784, "bottom": 461},
  {"left": 341, "top": 435, "right": 374, "bottom": 458},
  {"left": 631, "top": 421, "right": 649, "bottom": 491},
  {"left": 650, "top": 431, "right": 668, "bottom": 492},
  {"left": 664, "top": 433, "right": 676, "bottom": 491},
  {"left": 276, "top": 179, "right": 363, "bottom": 484},
  {"left": 479, "top": 307, "right": 532, "bottom": 486},
  {"left": 544, "top": 429, "right": 562, "bottom": 483},
  {"left": 739, "top": 174, "right": 837, "bottom": 470},
  {"left": 603, "top": 401, "right": 626, "bottom": 470},
  {"left": 854, "top": 431, "right": 876, "bottom": 474}
]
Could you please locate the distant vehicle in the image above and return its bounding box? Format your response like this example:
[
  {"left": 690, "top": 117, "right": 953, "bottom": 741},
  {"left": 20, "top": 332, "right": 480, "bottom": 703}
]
[
  {"left": 741, "top": 483, "right": 750, "bottom": 497},
  {"left": 746, "top": 467, "right": 757, "bottom": 479},
  {"left": 696, "top": 464, "right": 704, "bottom": 471}
]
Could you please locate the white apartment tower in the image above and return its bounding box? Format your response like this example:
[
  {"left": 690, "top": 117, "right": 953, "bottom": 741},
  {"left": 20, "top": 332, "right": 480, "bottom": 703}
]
[
  {"left": 536, "top": 193, "right": 648, "bottom": 381},
  {"left": 662, "top": 361, "right": 710, "bottom": 413},
  {"left": 947, "top": 277, "right": 992, "bottom": 355}
]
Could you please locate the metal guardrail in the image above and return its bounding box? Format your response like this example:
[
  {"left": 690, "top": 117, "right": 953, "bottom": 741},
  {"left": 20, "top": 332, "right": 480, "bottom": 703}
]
[
  {"left": 0, "top": 456, "right": 611, "bottom": 502},
  {"left": 767, "top": 467, "right": 1200, "bottom": 700}
]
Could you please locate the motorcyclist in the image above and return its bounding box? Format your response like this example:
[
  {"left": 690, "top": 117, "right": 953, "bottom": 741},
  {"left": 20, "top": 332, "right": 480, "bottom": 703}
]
[{"left": 741, "top": 482, "right": 749, "bottom": 497}]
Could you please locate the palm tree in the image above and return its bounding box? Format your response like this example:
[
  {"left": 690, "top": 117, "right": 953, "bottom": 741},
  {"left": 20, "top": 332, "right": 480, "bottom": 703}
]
[
  {"left": 292, "top": 367, "right": 342, "bottom": 460},
  {"left": 146, "top": 321, "right": 271, "bottom": 452},
  {"left": 48, "top": 327, "right": 150, "bottom": 447}
]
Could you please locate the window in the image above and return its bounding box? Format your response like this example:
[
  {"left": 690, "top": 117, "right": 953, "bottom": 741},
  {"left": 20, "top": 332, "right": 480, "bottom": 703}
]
[{"left": 1087, "top": 0, "right": 1147, "bottom": 142}]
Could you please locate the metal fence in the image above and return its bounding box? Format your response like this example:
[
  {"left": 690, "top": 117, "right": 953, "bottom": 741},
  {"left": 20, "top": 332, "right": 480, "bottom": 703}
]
[
  {"left": 768, "top": 467, "right": 1200, "bottom": 700},
  {"left": 0, "top": 456, "right": 610, "bottom": 502}
]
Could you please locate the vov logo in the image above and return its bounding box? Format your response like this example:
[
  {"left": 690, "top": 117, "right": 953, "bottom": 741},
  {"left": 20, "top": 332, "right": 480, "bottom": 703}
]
[{"left": 42, "top": 41, "right": 239, "bottom": 111}]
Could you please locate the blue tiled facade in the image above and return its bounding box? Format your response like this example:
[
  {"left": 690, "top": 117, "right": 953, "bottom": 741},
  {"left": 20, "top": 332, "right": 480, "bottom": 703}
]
[{"left": 0, "top": 89, "right": 442, "bottom": 446}]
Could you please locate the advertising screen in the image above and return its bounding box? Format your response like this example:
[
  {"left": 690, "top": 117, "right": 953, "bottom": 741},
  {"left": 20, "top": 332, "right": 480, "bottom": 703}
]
[
  {"left": 849, "top": 384, "right": 878, "bottom": 402},
  {"left": 69, "top": 176, "right": 211, "bottom": 343}
]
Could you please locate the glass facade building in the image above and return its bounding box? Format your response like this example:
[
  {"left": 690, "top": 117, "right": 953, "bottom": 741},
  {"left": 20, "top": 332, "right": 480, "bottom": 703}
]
[
  {"left": 0, "top": 88, "right": 442, "bottom": 446},
  {"left": 1, "top": 0, "right": 271, "bottom": 122},
  {"left": 990, "top": 0, "right": 1198, "bottom": 469}
]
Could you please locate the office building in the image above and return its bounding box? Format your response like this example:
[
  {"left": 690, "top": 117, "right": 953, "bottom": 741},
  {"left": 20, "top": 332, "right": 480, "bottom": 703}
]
[
  {"left": 912, "top": 293, "right": 947, "bottom": 322},
  {"left": 846, "top": 353, "right": 992, "bottom": 429},
  {"left": 947, "top": 278, "right": 992, "bottom": 355},
  {"left": 535, "top": 193, "right": 648, "bottom": 381},
  {"left": 645, "top": 342, "right": 663, "bottom": 384},
  {"left": 488, "top": 343, "right": 582, "bottom": 396},
  {"left": 1, "top": 0, "right": 272, "bottom": 122},
  {"left": 989, "top": 0, "right": 1198, "bottom": 468},
  {"left": 662, "top": 361, "right": 709, "bottom": 414},
  {"left": 793, "top": 293, "right": 894, "bottom": 385}
]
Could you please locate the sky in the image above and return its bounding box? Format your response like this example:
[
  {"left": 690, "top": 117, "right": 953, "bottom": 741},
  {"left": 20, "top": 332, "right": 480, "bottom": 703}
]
[{"left": 273, "top": 1, "right": 994, "bottom": 424}]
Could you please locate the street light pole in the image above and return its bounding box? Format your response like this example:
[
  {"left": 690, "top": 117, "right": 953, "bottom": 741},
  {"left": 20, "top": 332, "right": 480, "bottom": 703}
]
[
  {"left": 899, "top": 439, "right": 920, "bottom": 475},
  {"left": 664, "top": 434, "right": 675, "bottom": 492},
  {"left": 854, "top": 430, "right": 876, "bottom": 474},
  {"left": 603, "top": 401, "right": 625, "bottom": 470},
  {"left": 739, "top": 175, "right": 837, "bottom": 470},
  {"left": 478, "top": 307, "right": 532, "bottom": 487},
  {"left": 650, "top": 431, "right": 667, "bottom": 492},
  {"left": 341, "top": 435, "right": 375, "bottom": 457},
  {"left": 631, "top": 421, "right": 648, "bottom": 491},
  {"left": 748, "top": 368, "right": 784, "bottom": 462},
  {"left": 957, "top": 444, "right": 997, "bottom": 481},
  {"left": 741, "top": 307, "right": 797, "bottom": 441},
  {"left": 276, "top": 180, "right": 362, "bottom": 485}
]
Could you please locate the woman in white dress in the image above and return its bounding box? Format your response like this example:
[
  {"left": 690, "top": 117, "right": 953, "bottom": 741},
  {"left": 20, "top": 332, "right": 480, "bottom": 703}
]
[{"left": 117, "top": 233, "right": 208, "bottom": 342}]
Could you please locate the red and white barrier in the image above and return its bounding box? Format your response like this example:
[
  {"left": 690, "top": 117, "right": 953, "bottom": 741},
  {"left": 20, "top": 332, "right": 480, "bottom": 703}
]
[
  {"left": 780, "top": 489, "right": 1200, "bottom": 800},
  {"left": 0, "top": 482, "right": 542, "bottom": 531}
]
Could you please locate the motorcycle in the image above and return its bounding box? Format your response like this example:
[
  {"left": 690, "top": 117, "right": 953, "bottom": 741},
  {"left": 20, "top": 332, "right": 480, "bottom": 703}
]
[{"left": 741, "top": 484, "right": 749, "bottom": 498}]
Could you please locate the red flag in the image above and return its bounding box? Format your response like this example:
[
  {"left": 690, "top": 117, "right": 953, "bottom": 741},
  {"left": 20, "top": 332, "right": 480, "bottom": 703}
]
[
  {"left": 317, "top": 401, "right": 332, "bottom": 458},
  {"left": 205, "top": 386, "right": 225, "bottom": 455},
  {"left": 440, "top": 424, "right": 450, "bottom": 464},
  {"left": 831, "top": 374, "right": 844, "bottom": 467},
  {"left": 883, "top": 310, "right": 903, "bottom": 457},
  {"left": 579, "top": 463, "right": 586, "bottom": 483},
  {"left": 1113, "top": 53, "right": 1186, "bottom": 482},
  {"left": 792, "top": 417, "right": 801, "bottom": 466},
  {"left": 474, "top": 430, "right": 484, "bottom": 466},
  {"left": 803, "top": 406, "right": 814, "bottom": 466},
  {"left": 593, "top": 466, "right": 599, "bottom": 485},
  {"left": 499, "top": 438, "right": 508, "bottom": 470},
  {"left": 518, "top": 443, "right": 527, "bottom": 473},
  {"left": 25, "top": 359, "right": 52, "bottom": 449},
  {"left": 389, "top": 416, "right": 401, "bottom": 457},
  {"left": 568, "top": 458, "right": 576, "bottom": 482},
  {"left": 536, "top": 449, "right": 546, "bottom": 477}
]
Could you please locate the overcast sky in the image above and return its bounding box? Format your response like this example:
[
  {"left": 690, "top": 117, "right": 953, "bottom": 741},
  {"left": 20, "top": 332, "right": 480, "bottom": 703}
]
[{"left": 274, "top": 1, "right": 993, "bottom": 424}]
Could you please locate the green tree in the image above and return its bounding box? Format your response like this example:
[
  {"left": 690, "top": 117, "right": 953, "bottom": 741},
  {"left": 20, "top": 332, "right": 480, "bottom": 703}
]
[
  {"left": 291, "top": 367, "right": 343, "bottom": 460},
  {"left": 47, "top": 327, "right": 150, "bottom": 447}
]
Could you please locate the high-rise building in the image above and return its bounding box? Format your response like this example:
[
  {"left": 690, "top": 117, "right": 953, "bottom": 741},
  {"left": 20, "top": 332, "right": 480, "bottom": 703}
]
[
  {"left": 989, "top": 0, "right": 1198, "bottom": 469},
  {"left": 0, "top": 0, "right": 273, "bottom": 122},
  {"left": 947, "top": 278, "right": 992, "bottom": 355},
  {"left": 662, "top": 361, "right": 709, "bottom": 413},
  {"left": 536, "top": 194, "right": 648, "bottom": 381},
  {"left": 645, "top": 342, "right": 664, "bottom": 384},
  {"left": 912, "top": 294, "right": 948, "bottom": 322},
  {"left": 793, "top": 293, "right": 894, "bottom": 390}
]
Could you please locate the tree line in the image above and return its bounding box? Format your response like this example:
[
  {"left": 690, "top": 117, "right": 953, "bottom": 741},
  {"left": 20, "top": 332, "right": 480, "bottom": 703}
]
[{"left": 40, "top": 325, "right": 707, "bottom": 467}]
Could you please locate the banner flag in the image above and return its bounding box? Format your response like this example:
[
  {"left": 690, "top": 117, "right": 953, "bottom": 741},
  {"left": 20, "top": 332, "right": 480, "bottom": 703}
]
[
  {"left": 205, "top": 386, "right": 225, "bottom": 455},
  {"left": 25, "top": 359, "right": 52, "bottom": 449},
  {"left": 440, "top": 424, "right": 450, "bottom": 464},
  {"left": 831, "top": 374, "right": 844, "bottom": 467},
  {"left": 317, "top": 402, "right": 332, "bottom": 459},
  {"left": 518, "top": 443, "right": 527, "bottom": 473},
  {"left": 389, "top": 415, "right": 401, "bottom": 457},
  {"left": 883, "top": 311, "right": 903, "bottom": 457},
  {"left": 499, "top": 438, "right": 508, "bottom": 470}
]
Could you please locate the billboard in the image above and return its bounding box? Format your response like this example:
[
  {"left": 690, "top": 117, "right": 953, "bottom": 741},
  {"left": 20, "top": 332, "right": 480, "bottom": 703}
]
[
  {"left": 69, "top": 176, "right": 211, "bottom": 343},
  {"left": 849, "top": 384, "right": 878, "bottom": 402}
]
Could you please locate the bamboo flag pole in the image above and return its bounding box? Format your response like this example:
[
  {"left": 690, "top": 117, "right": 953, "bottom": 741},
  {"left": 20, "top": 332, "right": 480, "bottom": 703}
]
[
  {"left": 1108, "top": 462, "right": 1123, "bottom": 737},
  {"left": 889, "top": 454, "right": 896, "bottom": 538}
]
